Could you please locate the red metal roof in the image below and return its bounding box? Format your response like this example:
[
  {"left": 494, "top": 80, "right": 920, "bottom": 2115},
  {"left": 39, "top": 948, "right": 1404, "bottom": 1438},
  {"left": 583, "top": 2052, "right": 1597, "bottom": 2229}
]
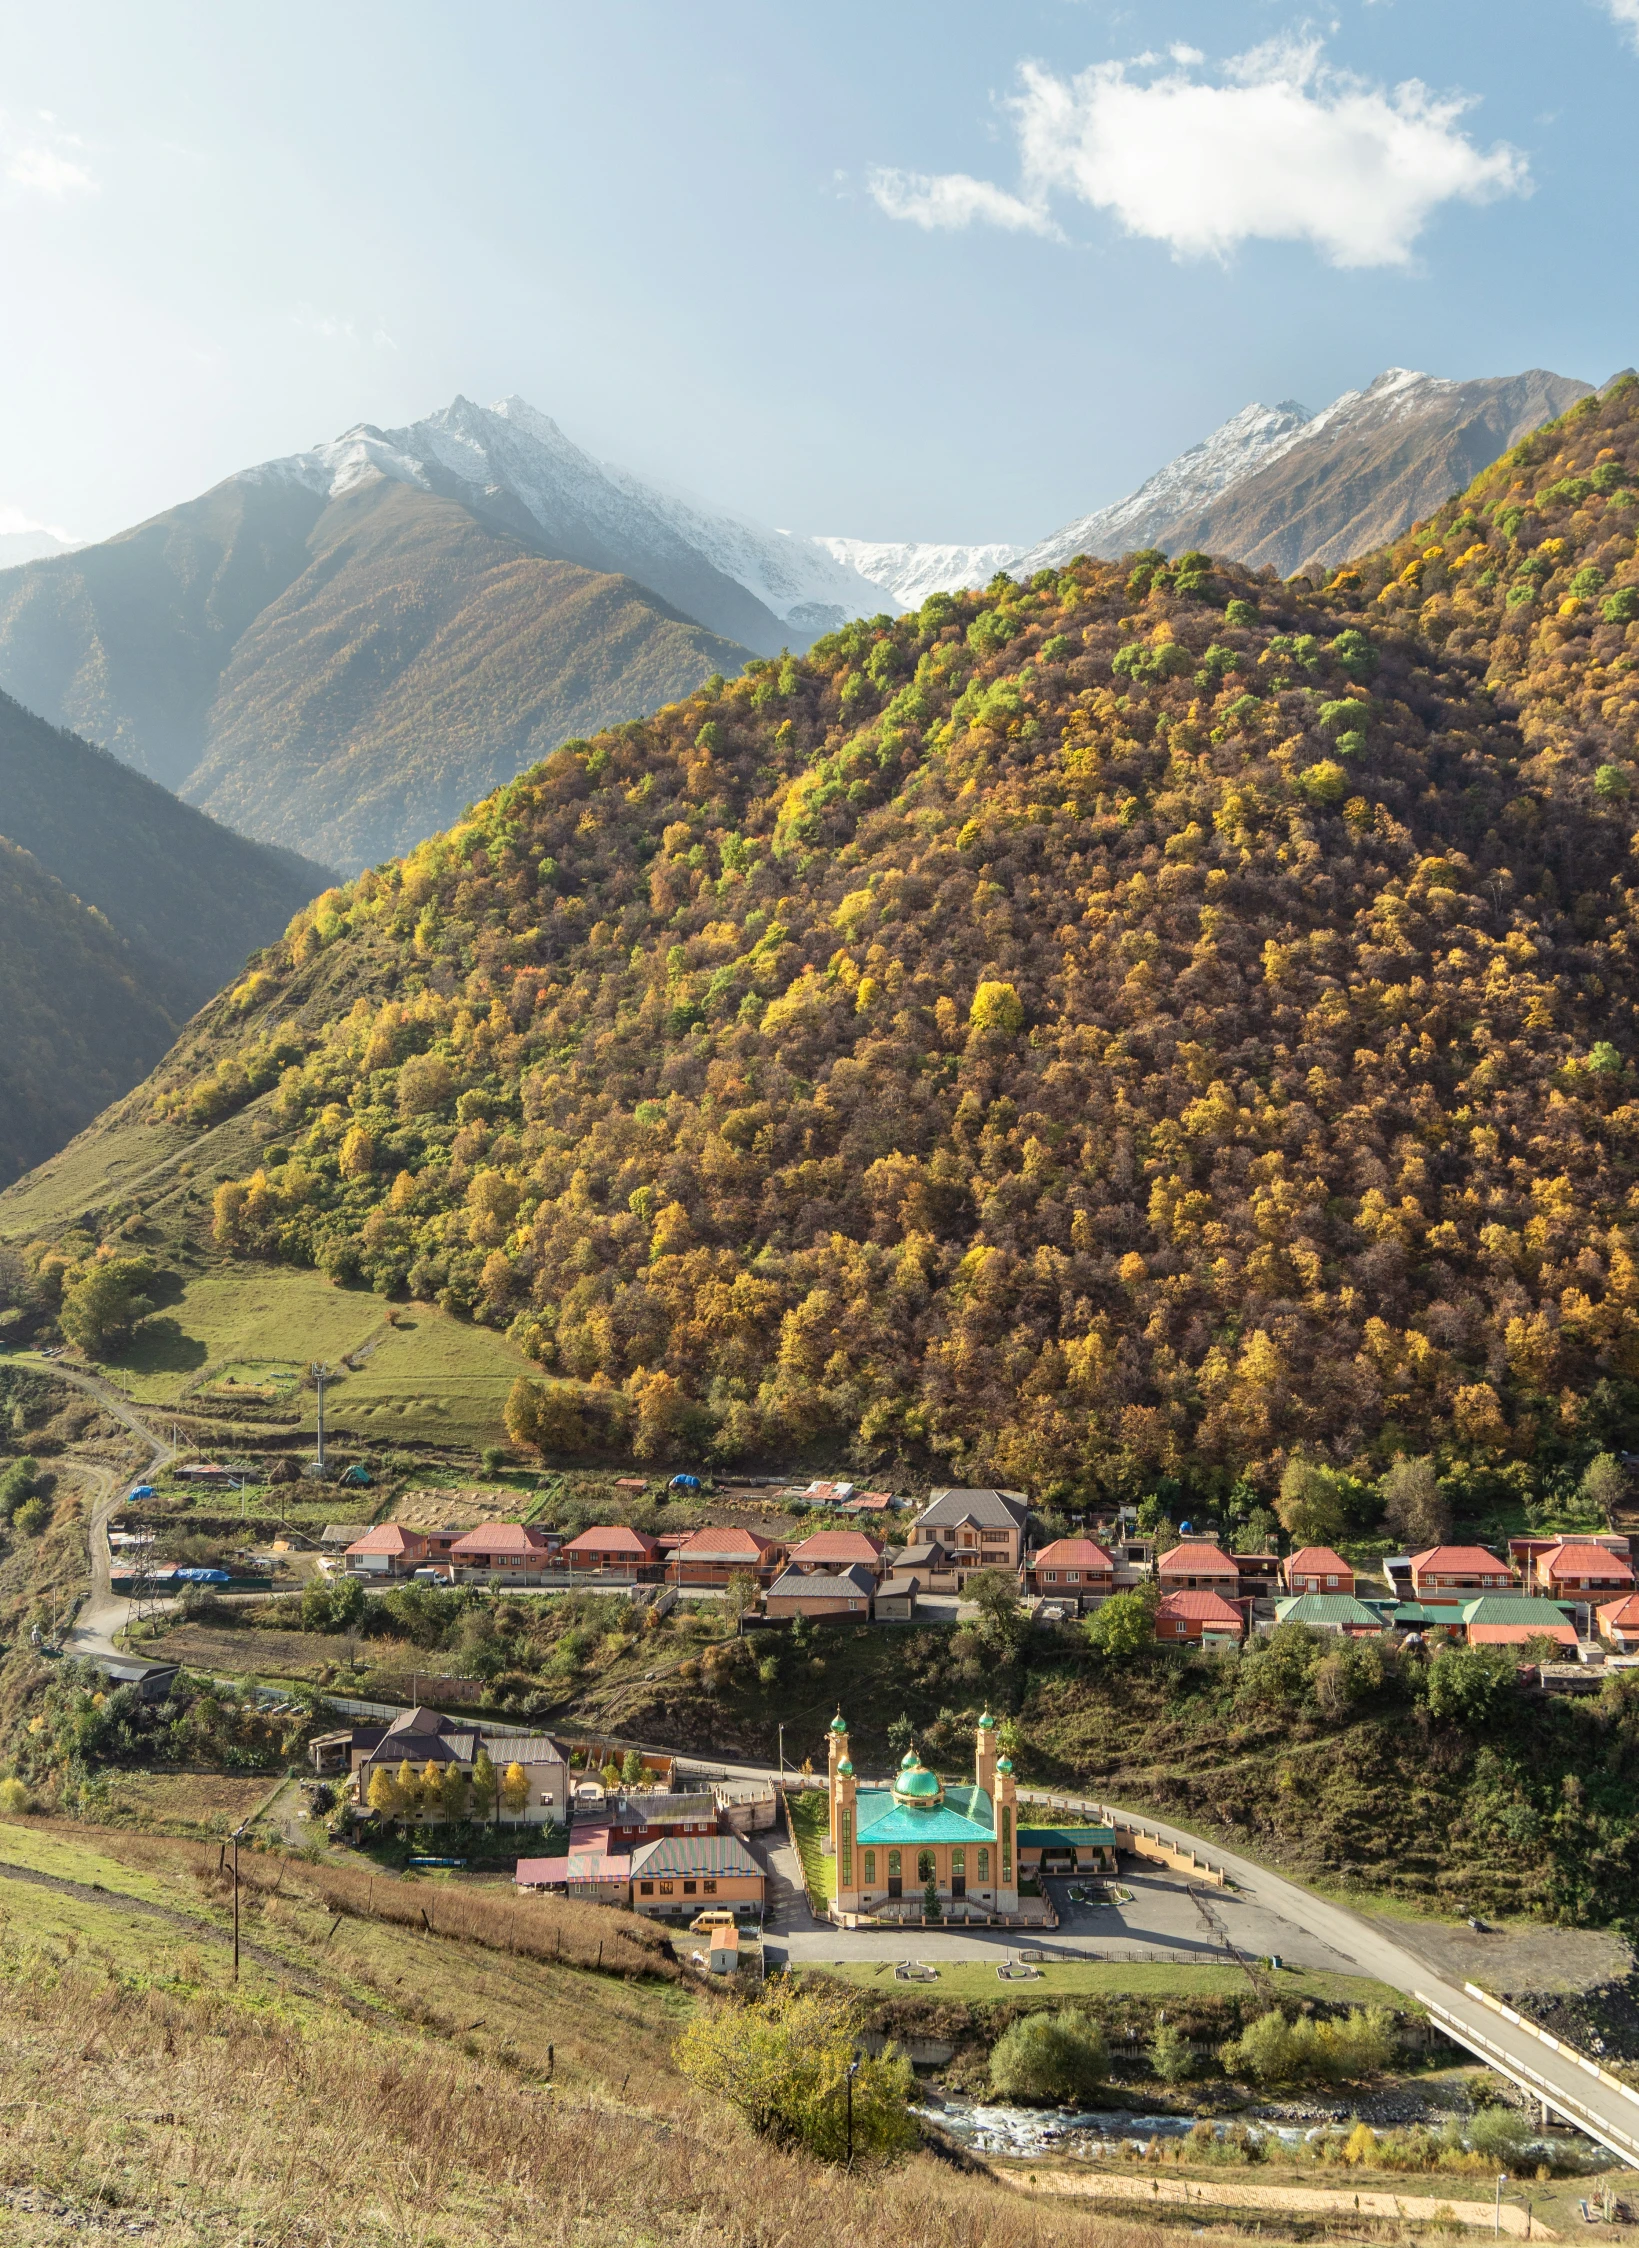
[
  {"left": 1469, "top": 1620, "right": 1576, "bottom": 1645},
  {"left": 561, "top": 1524, "right": 661, "bottom": 1556},
  {"left": 1539, "top": 1541, "right": 1635, "bottom": 1583},
  {"left": 1410, "top": 1545, "right": 1510, "bottom": 1575},
  {"left": 672, "top": 1525, "right": 779, "bottom": 1558},
  {"left": 1033, "top": 1538, "right": 1117, "bottom": 1570},
  {"left": 450, "top": 1520, "right": 553, "bottom": 1555},
  {"left": 346, "top": 1523, "right": 428, "bottom": 1555},
  {"left": 1285, "top": 1547, "right": 1352, "bottom": 1577},
  {"left": 788, "top": 1530, "right": 883, "bottom": 1563},
  {"left": 1157, "top": 1588, "right": 1244, "bottom": 1622},
  {"left": 1157, "top": 1541, "right": 1239, "bottom": 1576},
  {"left": 1598, "top": 1595, "right": 1639, "bottom": 1629}
]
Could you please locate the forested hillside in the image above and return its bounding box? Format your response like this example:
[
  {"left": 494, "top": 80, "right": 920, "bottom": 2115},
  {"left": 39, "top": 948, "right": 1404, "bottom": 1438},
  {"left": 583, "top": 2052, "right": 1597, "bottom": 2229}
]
[{"left": 13, "top": 378, "right": 1639, "bottom": 1506}]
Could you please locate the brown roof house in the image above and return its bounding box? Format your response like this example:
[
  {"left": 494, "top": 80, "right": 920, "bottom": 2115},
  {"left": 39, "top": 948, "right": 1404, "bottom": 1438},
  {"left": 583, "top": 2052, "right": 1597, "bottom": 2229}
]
[
  {"left": 1409, "top": 1545, "right": 1514, "bottom": 1605},
  {"left": 341, "top": 1706, "right": 569, "bottom": 1826},
  {"left": 449, "top": 1522, "right": 558, "bottom": 1583},
  {"left": 764, "top": 1563, "right": 875, "bottom": 1621},
  {"left": 1157, "top": 1542, "right": 1242, "bottom": 1594},
  {"left": 785, "top": 1529, "right": 886, "bottom": 1579},
  {"left": 560, "top": 1525, "right": 662, "bottom": 1581},
  {"left": 667, "top": 1526, "right": 785, "bottom": 1588},
  {"left": 1024, "top": 1538, "right": 1117, "bottom": 1607},
  {"left": 1156, "top": 1588, "right": 1245, "bottom": 1644},
  {"left": 1282, "top": 1547, "right": 1355, "bottom": 1596},
  {"left": 913, "top": 1489, "right": 1028, "bottom": 1575},
  {"left": 344, "top": 1523, "right": 430, "bottom": 1576}
]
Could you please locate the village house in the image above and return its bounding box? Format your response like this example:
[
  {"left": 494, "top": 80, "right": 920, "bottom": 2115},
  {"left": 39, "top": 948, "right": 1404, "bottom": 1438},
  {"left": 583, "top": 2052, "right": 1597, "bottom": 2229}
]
[
  {"left": 1460, "top": 1595, "right": 1578, "bottom": 1649},
  {"left": 630, "top": 1832, "right": 766, "bottom": 1918},
  {"left": 1232, "top": 1552, "right": 1283, "bottom": 1599},
  {"left": 763, "top": 1563, "right": 875, "bottom": 1620},
  {"left": 784, "top": 1528, "right": 886, "bottom": 1578},
  {"left": 1282, "top": 1547, "right": 1355, "bottom": 1596},
  {"left": 448, "top": 1522, "right": 559, "bottom": 1583},
  {"left": 559, "top": 1525, "right": 662, "bottom": 1580},
  {"left": 1274, "top": 1591, "right": 1383, "bottom": 1635},
  {"left": 1157, "top": 1541, "right": 1243, "bottom": 1596},
  {"left": 516, "top": 1831, "right": 631, "bottom": 1903},
  {"left": 1023, "top": 1537, "right": 1118, "bottom": 1608},
  {"left": 324, "top": 1706, "right": 570, "bottom": 1824},
  {"left": 1597, "top": 1594, "right": 1639, "bottom": 1651},
  {"left": 666, "top": 1525, "right": 785, "bottom": 1589},
  {"left": 1408, "top": 1544, "right": 1515, "bottom": 1605},
  {"left": 1520, "top": 1538, "right": 1636, "bottom": 1600},
  {"left": 1156, "top": 1587, "right": 1246, "bottom": 1644},
  {"left": 826, "top": 1711, "right": 1021, "bottom": 1917},
  {"left": 344, "top": 1523, "right": 430, "bottom": 1577},
  {"left": 879, "top": 1539, "right": 961, "bottom": 1598},
  {"left": 912, "top": 1489, "right": 1028, "bottom": 1576}
]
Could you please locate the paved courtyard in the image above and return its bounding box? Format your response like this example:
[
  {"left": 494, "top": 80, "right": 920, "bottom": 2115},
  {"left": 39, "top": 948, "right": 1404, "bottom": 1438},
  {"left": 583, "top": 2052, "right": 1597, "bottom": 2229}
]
[{"left": 758, "top": 1841, "right": 1361, "bottom": 1975}]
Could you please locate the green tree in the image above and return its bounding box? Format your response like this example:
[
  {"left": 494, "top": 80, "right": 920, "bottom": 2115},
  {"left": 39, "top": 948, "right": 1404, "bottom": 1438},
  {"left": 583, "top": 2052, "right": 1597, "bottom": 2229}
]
[
  {"left": 969, "top": 981, "right": 1024, "bottom": 1037},
  {"left": 504, "top": 1376, "right": 588, "bottom": 1456},
  {"left": 0, "top": 1457, "right": 37, "bottom": 1522},
  {"left": 964, "top": 1567, "right": 1027, "bottom": 1649},
  {"left": 470, "top": 1748, "right": 497, "bottom": 1823},
  {"left": 1276, "top": 1457, "right": 1348, "bottom": 1548},
  {"left": 989, "top": 2009, "right": 1108, "bottom": 2102},
  {"left": 1231, "top": 1507, "right": 1278, "bottom": 1553},
  {"left": 58, "top": 1255, "right": 155, "bottom": 1356},
  {"left": 620, "top": 1748, "right": 645, "bottom": 1788},
  {"left": 923, "top": 1873, "right": 941, "bottom": 1923},
  {"left": 1148, "top": 2021, "right": 1196, "bottom": 2084},
  {"left": 1378, "top": 1454, "right": 1449, "bottom": 1549},
  {"left": 1579, "top": 1452, "right": 1628, "bottom": 1528},
  {"left": 439, "top": 1763, "right": 470, "bottom": 1823},
  {"left": 301, "top": 1573, "right": 367, "bottom": 1632},
  {"left": 674, "top": 1978, "right": 916, "bottom": 2163},
  {"left": 1084, "top": 1588, "right": 1155, "bottom": 1658},
  {"left": 12, "top": 1496, "right": 48, "bottom": 1537},
  {"left": 724, "top": 1569, "right": 760, "bottom": 1622},
  {"left": 886, "top": 1712, "right": 914, "bottom": 1761},
  {"left": 1426, "top": 1642, "right": 1518, "bottom": 1728}
]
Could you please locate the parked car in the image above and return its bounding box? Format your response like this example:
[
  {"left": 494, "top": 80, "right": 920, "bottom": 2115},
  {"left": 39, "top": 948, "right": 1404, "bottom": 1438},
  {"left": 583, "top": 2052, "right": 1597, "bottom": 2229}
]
[{"left": 689, "top": 1908, "right": 738, "bottom": 1933}]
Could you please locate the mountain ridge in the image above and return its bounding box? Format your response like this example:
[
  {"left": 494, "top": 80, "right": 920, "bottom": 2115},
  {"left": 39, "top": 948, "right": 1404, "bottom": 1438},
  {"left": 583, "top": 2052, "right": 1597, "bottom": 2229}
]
[{"left": 13, "top": 373, "right": 1639, "bottom": 1500}]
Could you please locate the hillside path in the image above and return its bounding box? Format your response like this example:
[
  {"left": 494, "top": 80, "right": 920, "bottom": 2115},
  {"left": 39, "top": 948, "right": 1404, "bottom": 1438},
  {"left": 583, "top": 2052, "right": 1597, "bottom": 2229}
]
[{"left": 38, "top": 1361, "right": 180, "bottom": 1660}]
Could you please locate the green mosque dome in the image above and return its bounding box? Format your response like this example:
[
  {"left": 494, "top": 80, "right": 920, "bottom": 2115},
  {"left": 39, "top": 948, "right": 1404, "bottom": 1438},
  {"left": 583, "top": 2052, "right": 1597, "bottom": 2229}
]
[
  {"left": 891, "top": 1754, "right": 945, "bottom": 1809},
  {"left": 838, "top": 1758, "right": 854, "bottom": 1777},
  {"left": 996, "top": 1755, "right": 1013, "bottom": 1773},
  {"left": 829, "top": 1712, "right": 850, "bottom": 1734},
  {"left": 899, "top": 1748, "right": 919, "bottom": 1769},
  {"left": 977, "top": 1709, "right": 996, "bottom": 1730}
]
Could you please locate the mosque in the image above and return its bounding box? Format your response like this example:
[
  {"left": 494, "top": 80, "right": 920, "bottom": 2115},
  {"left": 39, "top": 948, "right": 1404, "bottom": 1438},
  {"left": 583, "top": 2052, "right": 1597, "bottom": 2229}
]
[{"left": 823, "top": 1709, "right": 1020, "bottom": 1916}]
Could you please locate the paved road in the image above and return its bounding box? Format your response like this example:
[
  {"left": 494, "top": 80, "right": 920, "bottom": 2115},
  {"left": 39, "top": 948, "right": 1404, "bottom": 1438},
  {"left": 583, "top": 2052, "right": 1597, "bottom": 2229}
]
[
  {"left": 667, "top": 1748, "right": 1639, "bottom": 2164},
  {"left": 41, "top": 1361, "right": 179, "bottom": 1661}
]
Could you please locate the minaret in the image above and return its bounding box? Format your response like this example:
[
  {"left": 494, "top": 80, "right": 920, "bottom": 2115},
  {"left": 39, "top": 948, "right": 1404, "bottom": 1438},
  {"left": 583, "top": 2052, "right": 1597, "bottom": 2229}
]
[
  {"left": 975, "top": 1709, "right": 998, "bottom": 1805},
  {"left": 834, "top": 1754, "right": 858, "bottom": 1911},
  {"left": 825, "top": 1710, "right": 850, "bottom": 1855},
  {"left": 994, "top": 1752, "right": 1019, "bottom": 1913}
]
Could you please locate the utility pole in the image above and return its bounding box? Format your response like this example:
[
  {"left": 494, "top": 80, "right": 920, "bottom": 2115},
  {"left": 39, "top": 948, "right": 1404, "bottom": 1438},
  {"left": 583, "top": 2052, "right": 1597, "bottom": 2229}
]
[
  {"left": 777, "top": 1722, "right": 785, "bottom": 1788},
  {"left": 310, "top": 1363, "right": 328, "bottom": 1472},
  {"left": 232, "top": 1823, "right": 245, "bottom": 1981},
  {"left": 845, "top": 2057, "right": 859, "bottom": 2167}
]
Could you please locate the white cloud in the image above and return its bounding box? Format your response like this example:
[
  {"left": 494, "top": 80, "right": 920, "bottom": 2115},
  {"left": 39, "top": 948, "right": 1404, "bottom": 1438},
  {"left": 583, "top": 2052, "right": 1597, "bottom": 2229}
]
[
  {"left": 1605, "top": 0, "right": 1639, "bottom": 48},
  {"left": 3, "top": 118, "right": 95, "bottom": 198},
  {"left": 872, "top": 38, "right": 1528, "bottom": 269},
  {"left": 0, "top": 504, "right": 72, "bottom": 539},
  {"left": 867, "top": 165, "right": 1058, "bottom": 236}
]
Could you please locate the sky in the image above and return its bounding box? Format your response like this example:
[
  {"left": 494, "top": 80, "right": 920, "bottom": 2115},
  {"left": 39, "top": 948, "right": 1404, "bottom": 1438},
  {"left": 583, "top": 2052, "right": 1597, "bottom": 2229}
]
[{"left": 1, "top": 0, "right": 1637, "bottom": 550}]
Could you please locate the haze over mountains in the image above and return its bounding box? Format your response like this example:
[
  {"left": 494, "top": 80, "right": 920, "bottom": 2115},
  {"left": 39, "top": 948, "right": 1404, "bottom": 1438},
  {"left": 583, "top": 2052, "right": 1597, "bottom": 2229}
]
[
  {"left": 0, "top": 363, "right": 1595, "bottom": 878},
  {"left": 0, "top": 690, "right": 328, "bottom": 1180}
]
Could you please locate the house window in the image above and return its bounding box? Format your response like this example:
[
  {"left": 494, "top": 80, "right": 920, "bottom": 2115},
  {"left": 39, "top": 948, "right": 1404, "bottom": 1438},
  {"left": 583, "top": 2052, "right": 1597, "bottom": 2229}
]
[
  {"left": 863, "top": 1850, "right": 875, "bottom": 1883},
  {"left": 659, "top": 1880, "right": 674, "bottom": 1894},
  {"left": 683, "top": 1880, "right": 697, "bottom": 1894},
  {"left": 1001, "top": 1807, "right": 1012, "bottom": 1882},
  {"left": 1326, "top": 1575, "right": 1337, "bottom": 1587},
  {"left": 916, "top": 1850, "right": 936, "bottom": 1883},
  {"left": 978, "top": 1848, "right": 989, "bottom": 1881},
  {"left": 639, "top": 1880, "right": 654, "bottom": 1895},
  {"left": 1067, "top": 1572, "right": 1079, "bottom": 1583}
]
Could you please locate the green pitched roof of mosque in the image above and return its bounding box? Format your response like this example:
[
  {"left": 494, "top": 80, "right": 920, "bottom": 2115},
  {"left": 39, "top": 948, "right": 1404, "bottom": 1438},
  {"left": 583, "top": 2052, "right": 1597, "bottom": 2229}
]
[{"left": 854, "top": 1781, "right": 996, "bottom": 1845}]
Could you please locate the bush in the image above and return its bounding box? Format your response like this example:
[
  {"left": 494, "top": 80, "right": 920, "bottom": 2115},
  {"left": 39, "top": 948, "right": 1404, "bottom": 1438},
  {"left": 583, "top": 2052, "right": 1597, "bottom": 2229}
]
[
  {"left": 1221, "top": 2005, "right": 1396, "bottom": 2086},
  {"left": 1149, "top": 2021, "right": 1197, "bottom": 2083},
  {"left": 1468, "top": 2101, "right": 1537, "bottom": 2171},
  {"left": 989, "top": 2008, "right": 1108, "bottom": 2103},
  {"left": 674, "top": 1979, "right": 916, "bottom": 2164},
  {"left": 301, "top": 1574, "right": 367, "bottom": 1632},
  {"left": 0, "top": 1777, "right": 30, "bottom": 1814},
  {"left": 12, "top": 1497, "right": 49, "bottom": 1537}
]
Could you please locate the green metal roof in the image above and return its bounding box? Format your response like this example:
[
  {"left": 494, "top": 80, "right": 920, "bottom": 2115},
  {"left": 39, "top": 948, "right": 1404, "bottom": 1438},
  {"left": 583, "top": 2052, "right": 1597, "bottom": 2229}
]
[
  {"left": 855, "top": 1782, "right": 995, "bottom": 1845},
  {"left": 1274, "top": 1593, "right": 1383, "bottom": 1627},
  {"left": 1385, "top": 1603, "right": 1451, "bottom": 1626},
  {"left": 1017, "top": 1825, "right": 1116, "bottom": 1848},
  {"left": 1459, "top": 1595, "right": 1577, "bottom": 1626}
]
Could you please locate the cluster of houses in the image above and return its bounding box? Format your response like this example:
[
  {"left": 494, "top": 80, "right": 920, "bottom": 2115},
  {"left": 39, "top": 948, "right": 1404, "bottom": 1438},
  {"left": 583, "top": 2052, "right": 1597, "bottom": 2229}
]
[{"left": 326, "top": 1486, "right": 1639, "bottom": 1657}]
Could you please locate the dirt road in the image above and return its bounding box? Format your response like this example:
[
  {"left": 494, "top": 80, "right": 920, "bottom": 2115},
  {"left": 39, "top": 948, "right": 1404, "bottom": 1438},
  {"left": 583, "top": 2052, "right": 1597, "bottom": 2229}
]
[{"left": 39, "top": 1361, "right": 179, "bottom": 1661}]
